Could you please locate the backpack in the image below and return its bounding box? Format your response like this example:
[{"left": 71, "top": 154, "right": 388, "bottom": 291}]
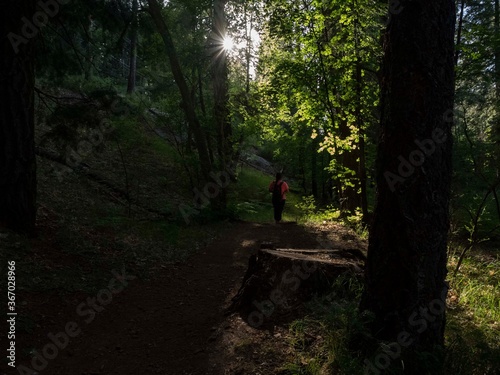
[{"left": 272, "top": 181, "right": 283, "bottom": 204}]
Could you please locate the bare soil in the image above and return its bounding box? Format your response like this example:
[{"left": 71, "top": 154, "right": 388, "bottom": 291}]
[{"left": 2, "top": 221, "right": 366, "bottom": 375}]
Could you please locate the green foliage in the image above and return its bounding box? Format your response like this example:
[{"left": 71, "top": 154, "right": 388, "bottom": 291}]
[
  {"left": 314, "top": 206, "right": 342, "bottom": 223},
  {"left": 27, "top": 1, "right": 500, "bottom": 373},
  {"left": 245, "top": 0, "right": 384, "bottom": 212},
  {"left": 278, "top": 249, "right": 499, "bottom": 375},
  {"left": 59, "top": 75, "right": 120, "bottom": 94},
  {"left": 281, "top": 358, "right": 323, "bottom": 375},
  {"left": 451, "top": 0, "right": 500, "bottom": 240},
  {"left": 227, "top": 166, "right": 305, "bottom": 222},
  {"left": 227, "top": 166, "right": 274, "bottom": 222},
  {"left": 281, "top": 274, "right": 370, "bottom": 375},
  {"left": 448, "top": 253, "right": 500, "bottom": 328},
  {"left": 342, "top": 209, "right": 368, "bottom": 239},
  {"left": 295, "top": 195, "right": 317, "bottom": 218}
]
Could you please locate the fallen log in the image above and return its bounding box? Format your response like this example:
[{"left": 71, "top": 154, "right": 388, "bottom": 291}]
[{"left": 228, "top": 245, "right": 365, "bottom": 328}]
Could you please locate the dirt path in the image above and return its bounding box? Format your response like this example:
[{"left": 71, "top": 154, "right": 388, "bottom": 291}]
[{"left": 22, "top": 222, "right": 321, "bottom": 375}]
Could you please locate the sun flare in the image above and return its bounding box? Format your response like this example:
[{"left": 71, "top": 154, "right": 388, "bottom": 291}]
[{"left": 222, "top": 36, "right": 234, "bottom": 52}]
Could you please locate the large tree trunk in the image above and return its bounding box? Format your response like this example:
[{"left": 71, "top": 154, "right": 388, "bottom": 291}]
[
  {"left": 360, "top": 0, "right": 455, "bottom": 369},
  {"left": 147, "top": 0, "right": 212, "bottom": 181},
  {"left": 0, "top": 1, "right": 37, "bottom": 234}
]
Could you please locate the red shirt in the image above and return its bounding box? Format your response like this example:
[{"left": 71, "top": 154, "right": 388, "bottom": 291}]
[{"left": 269, "top": 180, "right": 289, "bottom": 200}]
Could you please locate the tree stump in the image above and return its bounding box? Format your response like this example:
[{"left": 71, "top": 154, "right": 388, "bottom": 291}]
[{"left": 229, "top": 244, "right": 365, "bottom": 328}]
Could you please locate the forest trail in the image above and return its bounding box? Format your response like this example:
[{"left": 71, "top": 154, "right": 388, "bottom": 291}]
[{"left": 43, "top": 221, "right": 325, "bottom": 375}]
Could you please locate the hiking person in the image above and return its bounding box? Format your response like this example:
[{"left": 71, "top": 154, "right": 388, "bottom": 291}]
[{"left": 269, "top": 173, "right": 289, "bottom": 223}]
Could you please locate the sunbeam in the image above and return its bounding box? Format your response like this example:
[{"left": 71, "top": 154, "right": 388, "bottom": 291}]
[{"left": 222, "top": 35, "right": 234, "bottom": 52}]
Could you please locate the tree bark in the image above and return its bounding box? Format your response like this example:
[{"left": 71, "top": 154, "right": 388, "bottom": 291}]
[
  {"left": 360, "top": 0, "right": 455, "bottom": 365},
  {"left": 229, "top": 246, "right": 365, "bottom": 327},
  {"left": 0, "top": 1, "right": 37, "bottom": 234}
]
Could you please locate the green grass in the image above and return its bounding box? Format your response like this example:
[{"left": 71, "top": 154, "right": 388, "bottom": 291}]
[
  {"left": 280, "top": 275, "right": 368, "bottom": 375},
  {"left": 448, "top": 253, "right": 500, "bottom": 326},
  {"left": 285, "top": 195, "right": 368, "bottom": 239},
  {"left": 278, "top": 252, "right": 499, "bottom": 375},
  {"left": 280, "top": 359, "right": 324, "bottom": 375},
  {"left": 444, "top": 251, "right": 500, "bottom": 374},
  {"left": 228, "top": 166, "right": 304, "bottom": 223}
]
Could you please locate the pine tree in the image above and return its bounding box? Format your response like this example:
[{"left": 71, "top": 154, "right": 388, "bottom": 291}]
[{"left": 361, "top": 0, "right": 455, "bottom": 371}]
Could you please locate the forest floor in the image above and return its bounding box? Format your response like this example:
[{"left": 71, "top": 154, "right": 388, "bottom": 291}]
[
  {"left": 3, "top": 106, "right": 497, "bottom": 374},
  {"left": 1, "top": 103, "right": 370, "bottom": 374},
  {"left": 1, "top": 218, "right": 366, "bottom": 375}
]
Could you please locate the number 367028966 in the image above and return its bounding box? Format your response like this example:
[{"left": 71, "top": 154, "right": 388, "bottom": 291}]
[{"left": 7, "top": 261, "right": 16, "bottom": 307}]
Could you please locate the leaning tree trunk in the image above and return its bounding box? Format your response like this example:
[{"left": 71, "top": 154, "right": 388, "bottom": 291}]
[
  {"left": 360, "top": 0, "right": 455, "bottom": 369},
  {"left": 147, "top": 0, "right": 212, "bottom": 181},
  {"left": 0, "top": 1, "right": 37, "bottom": 234}
]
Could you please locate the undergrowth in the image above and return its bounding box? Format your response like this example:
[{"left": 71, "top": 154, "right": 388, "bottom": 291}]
[
  {"left": 293, "top": 195, "right": 369, "bottom": 239},
  {"left": 445, "top": 251, "right": 500, "bottom": 375},
  {"left": 227, "top": 166, "right": 303, "bottom": 223},
  {"left": 280, "top": 274, "right": 369, "bottom": 374},
  {"left": 281, "top": 253, "right": 499, "bottom": 375}
]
